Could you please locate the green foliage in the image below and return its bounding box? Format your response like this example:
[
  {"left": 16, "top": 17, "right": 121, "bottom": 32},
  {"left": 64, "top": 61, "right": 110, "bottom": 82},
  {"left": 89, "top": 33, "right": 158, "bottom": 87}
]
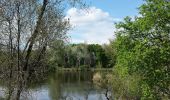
[
  {"left": 48, "top": 43, "right": 116, "bottom": 69},
  {"left": 112, "top": 69, "right": 142, "bottom": 99},
  {"left": 103, "top": 42, "right": 117, "bottom": 68},
  {"left": 114, "top": 0, "right": 170, "bottom": 99},
  {"left": 88, "top": 44, "right": 110, "bottom": 68}
]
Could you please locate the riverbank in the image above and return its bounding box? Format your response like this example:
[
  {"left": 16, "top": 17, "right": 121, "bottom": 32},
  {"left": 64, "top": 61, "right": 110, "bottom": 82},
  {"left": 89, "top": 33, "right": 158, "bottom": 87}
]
[{"left": 57, "top": 68, "right": 113, "bottom": 71}]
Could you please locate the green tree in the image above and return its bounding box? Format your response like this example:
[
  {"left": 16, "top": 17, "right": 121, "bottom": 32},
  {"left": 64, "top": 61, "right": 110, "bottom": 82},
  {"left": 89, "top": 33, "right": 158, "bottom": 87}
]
[
  {"left": 114, "top": 0, "right": 170, "bottom": 99},
  {"left": 88, "top": 44, "right": 109, "bottom": 68},
  {"left": 103, "top": 42, "right": 117, "bottom": 68}
]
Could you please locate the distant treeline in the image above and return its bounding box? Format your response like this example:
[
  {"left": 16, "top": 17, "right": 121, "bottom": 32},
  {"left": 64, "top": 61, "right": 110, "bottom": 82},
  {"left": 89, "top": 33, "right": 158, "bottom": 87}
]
[{"left": 48, "top": 43, "right": 116, "bottom": 69}]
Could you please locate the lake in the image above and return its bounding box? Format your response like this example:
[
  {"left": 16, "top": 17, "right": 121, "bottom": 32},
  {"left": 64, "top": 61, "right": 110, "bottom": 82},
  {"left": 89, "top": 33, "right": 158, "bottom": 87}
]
[{"left": 0, "top": 70, "right": 113, "bottom": 100}]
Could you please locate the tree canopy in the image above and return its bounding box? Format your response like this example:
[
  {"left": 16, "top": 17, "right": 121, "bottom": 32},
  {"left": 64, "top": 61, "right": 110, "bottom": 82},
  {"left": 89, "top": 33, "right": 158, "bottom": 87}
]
[{"left": 114, "top": 0, "right": 170, "bottom": 99}]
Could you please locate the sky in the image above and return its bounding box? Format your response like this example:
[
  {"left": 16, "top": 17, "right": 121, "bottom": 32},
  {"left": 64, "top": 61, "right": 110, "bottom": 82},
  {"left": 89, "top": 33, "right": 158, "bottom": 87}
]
[{"left": 66, "top": 0, "right": 144, "bottom": 44}]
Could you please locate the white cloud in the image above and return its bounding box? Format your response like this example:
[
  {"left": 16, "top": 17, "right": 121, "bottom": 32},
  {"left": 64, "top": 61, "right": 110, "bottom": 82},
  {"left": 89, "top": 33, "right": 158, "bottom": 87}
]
[{"left": 66, "top": 7, "right": 121, "bottom": 44}]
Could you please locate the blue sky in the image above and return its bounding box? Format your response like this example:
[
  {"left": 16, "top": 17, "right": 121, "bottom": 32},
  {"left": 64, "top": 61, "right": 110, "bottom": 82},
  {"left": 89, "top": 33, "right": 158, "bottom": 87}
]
[
  {"left": 66, "top": 0, "right": 144, "bottom": 44},
  {"left": 89, "top": 0, "right": 144, "bottom": 18}
]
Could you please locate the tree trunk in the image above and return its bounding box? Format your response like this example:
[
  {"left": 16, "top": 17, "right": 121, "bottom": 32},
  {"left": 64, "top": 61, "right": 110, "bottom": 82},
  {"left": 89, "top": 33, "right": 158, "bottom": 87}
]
[
  {"left": 24, "top": 0, "right": 48, "bottom": 71},
  {"left": 17, "top": 2, "right": 21, "bottom": 72}
]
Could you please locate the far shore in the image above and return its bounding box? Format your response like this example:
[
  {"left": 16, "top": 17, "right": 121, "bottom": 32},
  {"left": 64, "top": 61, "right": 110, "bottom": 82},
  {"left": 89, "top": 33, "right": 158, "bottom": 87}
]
[{"left": 57, "top": 67, "right": 113, "bottom": 71}]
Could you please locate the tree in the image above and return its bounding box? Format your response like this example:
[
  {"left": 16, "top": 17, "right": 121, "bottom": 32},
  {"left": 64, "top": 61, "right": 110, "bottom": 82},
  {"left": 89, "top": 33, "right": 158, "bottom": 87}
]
[
  {"left": 114, "top": 0, "right": 170, "bottom": 99},
  {"left": 0, "top": 0, "right": 87, "bottom": 73},
  {"left": 49, "top": 43, "right": 114, "bottom": 68},
  {"left": 88, "top": 44, "right": 108, "bottom": 68},
  {"left": 0, "top": 0, "right": 86, "bottom": 99},
  {"left": 103, "top": 42, "right": 117, "bottom": 68}
]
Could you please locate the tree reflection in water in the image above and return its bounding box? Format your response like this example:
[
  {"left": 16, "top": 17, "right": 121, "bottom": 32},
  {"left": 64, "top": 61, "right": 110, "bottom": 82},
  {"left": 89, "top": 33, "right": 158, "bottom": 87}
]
[
  {"left": 0, "top": 69, "right": 47, "bottom": 100},
  {"left": 0, "top": 70, "right": 113, "bottom": 100}
]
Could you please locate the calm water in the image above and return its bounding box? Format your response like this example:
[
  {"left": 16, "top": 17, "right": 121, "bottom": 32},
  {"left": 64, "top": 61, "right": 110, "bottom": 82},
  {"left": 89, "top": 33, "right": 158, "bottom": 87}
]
[{"left": 0, "top": 70, "right": 113, "bottom": 100}]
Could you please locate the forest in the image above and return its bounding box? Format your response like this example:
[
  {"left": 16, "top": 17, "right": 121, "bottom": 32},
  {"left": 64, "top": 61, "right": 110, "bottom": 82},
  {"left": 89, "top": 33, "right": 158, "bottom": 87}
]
[
  {"left": 48, "top": 43, "right": 116, "bottom": 69},
  {"left": 0, "top": 0, "right": 169, "bottom": 100}
]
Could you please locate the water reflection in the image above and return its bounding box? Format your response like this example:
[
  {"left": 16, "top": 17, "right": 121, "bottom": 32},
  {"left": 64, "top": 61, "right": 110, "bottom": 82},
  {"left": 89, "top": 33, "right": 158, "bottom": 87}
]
[{"left": 0, "top": 70, "right": 113, "bottom": 100}]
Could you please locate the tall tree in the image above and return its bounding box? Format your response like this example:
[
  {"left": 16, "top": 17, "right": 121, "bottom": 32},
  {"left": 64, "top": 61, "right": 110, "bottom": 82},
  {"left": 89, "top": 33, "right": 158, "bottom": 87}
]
[
  {"left": 114, "top": 0, "right": 170, "bottom": 99},
  {"left": 0, "top": 0, "right": 86, "bottom": 99},
  {"left": 0, "top": 0, "right": 86, "bottom": 72}
]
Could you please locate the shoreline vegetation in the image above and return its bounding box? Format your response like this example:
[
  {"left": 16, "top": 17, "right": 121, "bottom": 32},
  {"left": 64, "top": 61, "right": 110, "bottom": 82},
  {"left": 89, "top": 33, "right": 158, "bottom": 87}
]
[{"left": 57, "top": 67, "right": 113, "bottom": 71}]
